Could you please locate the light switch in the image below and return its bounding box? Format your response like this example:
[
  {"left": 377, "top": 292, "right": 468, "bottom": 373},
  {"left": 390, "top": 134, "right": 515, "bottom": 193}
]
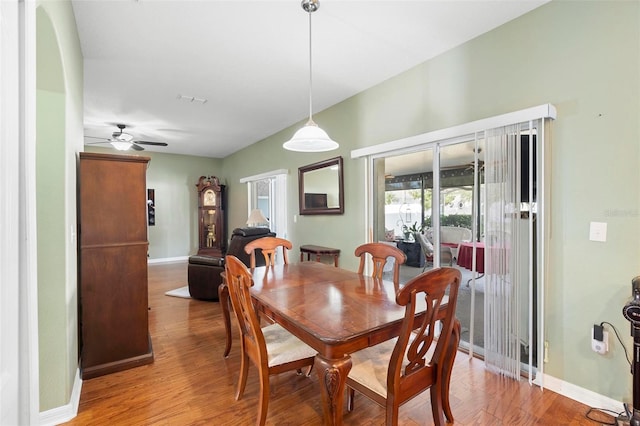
[{"left": 589, "top": 222, "right": 607, "bottom": 242}]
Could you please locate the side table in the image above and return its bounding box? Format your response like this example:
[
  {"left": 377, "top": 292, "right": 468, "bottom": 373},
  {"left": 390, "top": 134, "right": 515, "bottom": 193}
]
[{"left": 299, "top": 245, "right": 340, "bottom": 267}]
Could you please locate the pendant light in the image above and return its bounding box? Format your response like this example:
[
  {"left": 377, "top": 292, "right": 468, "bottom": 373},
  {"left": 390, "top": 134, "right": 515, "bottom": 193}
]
[{"left": 283, "top": 0, "right": 339, "bottom": 152}]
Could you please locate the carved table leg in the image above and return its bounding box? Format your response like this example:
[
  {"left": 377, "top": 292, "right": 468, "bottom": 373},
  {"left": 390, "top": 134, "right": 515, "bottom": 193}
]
[
  {"left": 314, "top": 354, "right": 352, "bottom": 426},
  {"left": 442, "top": 319, "right": 461, "bottom": 422},
  {"left": 218, "top": 283, "right": 232, "bottom": 358}
]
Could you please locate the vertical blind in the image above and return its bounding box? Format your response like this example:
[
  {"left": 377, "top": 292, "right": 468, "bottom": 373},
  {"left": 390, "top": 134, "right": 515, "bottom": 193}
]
[{"left": 483, "top": 120, "right": 541, "bottom": 380}]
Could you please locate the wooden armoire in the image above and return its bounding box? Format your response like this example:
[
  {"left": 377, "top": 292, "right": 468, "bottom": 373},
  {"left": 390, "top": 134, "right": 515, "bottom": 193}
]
[{"left": 78, "top": 152, "right": 154, "bottom": 379}]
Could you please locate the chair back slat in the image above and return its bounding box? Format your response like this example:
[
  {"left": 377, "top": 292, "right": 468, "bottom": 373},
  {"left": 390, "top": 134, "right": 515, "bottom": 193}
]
[
  {"left": 354, "top": 242, "right": 406, "bottom": 284},
  {"left": 244, "top": 237, "right": 292, "bottom": 268}
]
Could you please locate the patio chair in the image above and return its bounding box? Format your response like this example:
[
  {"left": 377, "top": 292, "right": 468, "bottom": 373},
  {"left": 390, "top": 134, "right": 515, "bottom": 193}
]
[{"left": 416, "top": 232, "right": 452, "bottom": 271}]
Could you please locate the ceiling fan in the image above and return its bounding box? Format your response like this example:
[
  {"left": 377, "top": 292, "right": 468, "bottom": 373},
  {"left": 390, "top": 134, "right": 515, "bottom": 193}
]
[{"left": 85, "top": 124, "right": 168, "bottom": 151}]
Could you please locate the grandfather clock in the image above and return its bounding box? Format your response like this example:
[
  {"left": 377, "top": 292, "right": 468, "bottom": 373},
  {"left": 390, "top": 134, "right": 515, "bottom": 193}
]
[{"left": 196, "top": 176, "right": 226, "bottom": 257}]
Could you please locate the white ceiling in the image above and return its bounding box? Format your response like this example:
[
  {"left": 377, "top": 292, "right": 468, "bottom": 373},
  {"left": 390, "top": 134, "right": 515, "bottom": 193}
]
[{"left": 72, "top": 0, "right": 548, "bottom": 158}]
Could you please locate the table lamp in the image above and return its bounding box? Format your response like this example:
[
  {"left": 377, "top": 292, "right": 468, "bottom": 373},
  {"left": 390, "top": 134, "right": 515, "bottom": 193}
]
[{"left": 246, "top": 209, "right": 268, "bottom": 228}]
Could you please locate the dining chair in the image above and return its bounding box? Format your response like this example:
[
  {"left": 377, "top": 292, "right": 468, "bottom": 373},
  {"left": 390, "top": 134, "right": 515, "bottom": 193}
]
[
  {"left": 244, "top": 236, "right": 292, "bottom": 268},
  {"left": 355, "top": 242, "right": 406, "bottom": 284},
  {"left": 224, "top": 255, "right": 316, "bottom": 426},
  {"left": 346, "top": 267, "right": 461, "bottom": 426}
]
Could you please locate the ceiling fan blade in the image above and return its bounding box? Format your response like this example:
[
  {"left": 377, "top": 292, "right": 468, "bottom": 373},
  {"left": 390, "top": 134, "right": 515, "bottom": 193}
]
[
  {"left": 131, "top": 144, "right": 145, "bottom": 151},
  {"left": 85, "top": 135, "right": 108, "bottom": 140},
  {"left": 85, "top": 141, "right": 109, "bottom": 145},
  {"left": 134, "top": 140, "right": 168, "bottom": 146}
]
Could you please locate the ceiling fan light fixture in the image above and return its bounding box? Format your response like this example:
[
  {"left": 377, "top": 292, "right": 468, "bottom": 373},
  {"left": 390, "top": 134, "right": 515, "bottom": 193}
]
[
  {"left": 113, "top": 132, "right": 134, "bottom": 142},
  {"left": 283, "top": 0, "right": 338, "bottom": 153},
  {"left": 109, "top": 140, "right": 133, "bottom": 151}
]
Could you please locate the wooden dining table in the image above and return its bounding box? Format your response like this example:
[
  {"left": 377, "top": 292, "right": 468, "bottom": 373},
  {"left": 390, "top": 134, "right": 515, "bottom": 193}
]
[{"left": 218, "top": 261, "right": 459, "bottom": 426}]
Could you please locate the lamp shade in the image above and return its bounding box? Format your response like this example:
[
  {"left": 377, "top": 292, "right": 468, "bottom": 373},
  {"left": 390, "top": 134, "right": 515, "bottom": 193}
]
[
  {"left": 283, "top": 122, "right": 339, "bottom": 152},
  {"left": 246, "top": 209, "right": 269, "bottom": 227}
]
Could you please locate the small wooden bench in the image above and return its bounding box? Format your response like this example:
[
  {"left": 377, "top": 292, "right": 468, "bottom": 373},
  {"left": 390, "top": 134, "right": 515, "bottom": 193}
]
[{"left": 299, "top": 245, "right": 340, "bottom": 267}]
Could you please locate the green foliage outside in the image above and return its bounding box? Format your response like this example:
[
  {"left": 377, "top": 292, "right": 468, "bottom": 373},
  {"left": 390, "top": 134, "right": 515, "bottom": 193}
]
[
  {"left": 423, "top": 214, "right": 472, "bottom": 229},
  {"left": 401, "top": 221, "right": 423, "bottom": 234},
  {"left": 385, "top": 192, "right": 398, "bottom": 205}
]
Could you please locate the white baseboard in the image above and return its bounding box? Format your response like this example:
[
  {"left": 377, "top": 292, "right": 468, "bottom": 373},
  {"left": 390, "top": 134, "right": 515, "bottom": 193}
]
[
  {"left": 39, "top": 367, "right": 82, "bottom": 425},
  {"left": 541, "top": 373, "right": 625, "bottom": 415},
  {"left": 147, "top": 255, "right": 189, "bottom": 264}
]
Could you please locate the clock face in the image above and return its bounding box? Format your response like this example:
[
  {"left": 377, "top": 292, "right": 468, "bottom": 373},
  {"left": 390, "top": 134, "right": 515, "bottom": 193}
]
[{"left": 203, "top": 189, "right": 216, "bottom": 206}]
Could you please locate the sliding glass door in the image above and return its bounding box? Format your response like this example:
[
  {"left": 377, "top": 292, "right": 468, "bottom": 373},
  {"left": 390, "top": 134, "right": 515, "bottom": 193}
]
[
  {"left": 370, "top": 122, "right": 543, "bottom": 379},
  {"left": 438, "top": 140, "right": 484, "bottom": 354},
  {"left": 361, "top": 105, "right": 554, "bottom": 383},
  {"left": 372, "top": 140, "right": 485, "bottom": 354}
]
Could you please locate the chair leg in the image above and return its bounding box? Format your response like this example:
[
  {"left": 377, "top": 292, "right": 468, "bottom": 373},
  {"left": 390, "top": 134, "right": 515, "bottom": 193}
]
[
  {"left": 256, "top": 368, "right": 270, "bottom": 426},
  {"left": 442, "top": 320, "right": 461, "bottom": 422},
  {"left": 297, "top": 364, "right": 313, "bottom": 377},
  {"left": 429, "top": 385, "right": 445, "bottom": 426},
  {"left": 219, "top": 283, "right": 232, "bottom": 357},
  {"left": 347, "top": 387, "right": 355, "bottom": 412},
  {"left": 235, "top": 352, "right": 249, "bottom": 401},
  {"left": 385, "top": 401, "right": 399, "bottom": 426}
]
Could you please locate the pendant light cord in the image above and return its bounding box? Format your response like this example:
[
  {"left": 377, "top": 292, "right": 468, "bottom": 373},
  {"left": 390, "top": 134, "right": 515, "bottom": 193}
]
[
  {"left": 282, "top": 0, "right": 338, "bottom": 151},
  {"left": 307, "top": 7, "right": 314, "bottom": 124}
]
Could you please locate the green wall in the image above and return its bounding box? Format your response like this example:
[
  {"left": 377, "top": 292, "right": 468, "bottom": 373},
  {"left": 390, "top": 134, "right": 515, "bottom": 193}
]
[
  {"left": 36, "top": 0, "right": 84, "bottom": 412},
  {"left": 221, "top": 1, "right": 640, "bottom": 403},
  {"left": 36, "top": 88, "right": 67, "bottom": 410}
]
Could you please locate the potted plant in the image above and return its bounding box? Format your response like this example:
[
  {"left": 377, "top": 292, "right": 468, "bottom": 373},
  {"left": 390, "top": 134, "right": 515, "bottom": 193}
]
[{"left": 402, "top": 222, "right": 423, "bottom": 241}]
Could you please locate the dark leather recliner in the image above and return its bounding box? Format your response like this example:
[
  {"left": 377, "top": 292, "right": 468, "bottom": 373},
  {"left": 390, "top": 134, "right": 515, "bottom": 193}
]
[{"left": 187, "top": 227, "right": 276, "bottom": 301}]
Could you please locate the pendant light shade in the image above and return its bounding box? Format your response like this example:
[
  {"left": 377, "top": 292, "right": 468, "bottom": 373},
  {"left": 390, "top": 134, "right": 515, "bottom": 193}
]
[
  {"left": 283, "top": 0, "right": 338, "bottom": 153},
  {"left": 283, "top": 119, "right": 338, "bottom": 152}
]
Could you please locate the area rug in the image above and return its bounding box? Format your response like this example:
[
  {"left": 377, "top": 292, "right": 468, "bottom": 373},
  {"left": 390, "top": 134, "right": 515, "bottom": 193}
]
[{"left": 164, "top": 286, "right": 191, "bottom": 299}]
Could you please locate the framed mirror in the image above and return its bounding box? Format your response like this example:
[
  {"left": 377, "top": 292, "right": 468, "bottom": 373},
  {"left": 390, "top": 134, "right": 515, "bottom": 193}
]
[{"left": 298, "top": 156, "right": 344, "bottom": 215}]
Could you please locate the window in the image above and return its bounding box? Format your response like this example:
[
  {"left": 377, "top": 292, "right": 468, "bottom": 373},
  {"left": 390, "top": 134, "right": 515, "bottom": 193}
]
[{"left": 241, "top": 170, "right": 288, "bottom": 238}]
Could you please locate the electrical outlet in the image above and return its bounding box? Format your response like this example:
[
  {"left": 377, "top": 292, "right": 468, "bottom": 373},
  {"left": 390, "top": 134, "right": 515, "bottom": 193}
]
[
  {"left": 592, "top": 326, "right": 608, "bottom": 354},
  {"left": 543, "top": 341, "right": 549, "bottom": 363},
  {"left": 589, "top": 221, "right": 607, "bottom": 242}
]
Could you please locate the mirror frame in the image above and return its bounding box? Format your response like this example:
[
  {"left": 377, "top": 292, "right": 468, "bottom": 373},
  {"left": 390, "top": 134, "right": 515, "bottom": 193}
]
[{"left": 298, "top": 156, "right": 344, "bottom": 215}]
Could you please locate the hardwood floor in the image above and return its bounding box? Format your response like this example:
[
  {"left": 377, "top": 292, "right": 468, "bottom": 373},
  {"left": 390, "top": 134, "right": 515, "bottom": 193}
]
[{"left": 62, "top": 261, "right": 610, "bottom": 425}]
